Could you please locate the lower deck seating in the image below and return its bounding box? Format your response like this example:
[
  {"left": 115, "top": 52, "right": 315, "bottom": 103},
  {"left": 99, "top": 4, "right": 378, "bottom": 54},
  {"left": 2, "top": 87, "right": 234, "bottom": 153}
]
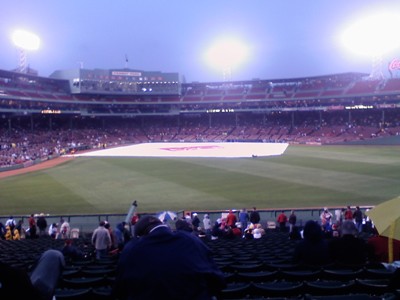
[{"left": 0, "top": 231, "right": 399, "bottom": 299}]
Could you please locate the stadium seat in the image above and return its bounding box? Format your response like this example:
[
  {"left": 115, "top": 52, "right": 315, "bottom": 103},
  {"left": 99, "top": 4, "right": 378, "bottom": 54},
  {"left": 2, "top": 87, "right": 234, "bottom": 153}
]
[
  {"left": 356, "top": 279, "right": 392, "bottom": 295},
  {"left": 61, "top": 276, "right": 106, "bottom": 289},
  {"left": 304, "top": 279, "right": 355, "bottom": 296},
  {"left": 252, "top": 280, "right": 304, "bottom": 298},
  {"left": 236, "top": 270, "right": 279, "bottom": 283},
  {"left": 70, "top": 228, "right": 80, "bottom": 238},
  {"left": 304, "top": 293, "right": 397, "bottom": 300},
  {"left": 220, "top": 282, "right": 252, "bottom": 299},
  {"left": 54, "top": 288, "right": 92, "bottom": 300},
  {"left": 267, "top": 221, "right": 276, "bottom": 229}
]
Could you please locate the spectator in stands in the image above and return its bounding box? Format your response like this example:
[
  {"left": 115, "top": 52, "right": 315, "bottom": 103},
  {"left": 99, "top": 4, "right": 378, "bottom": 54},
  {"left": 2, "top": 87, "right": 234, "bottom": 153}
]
[
  {"left": 56, "top": 224, "right": 69, "bottom": 240},
  {"left": 36, "top": 213, "right": 48, "bottom": 237},
  {"left": 344, "top": 206, "right": 353, "bottom": 221},
  {"left": 277, "top": 210, "right": 288, "bottom": 232},
  {"left": 328, "top": 220, "right": 369, "bottom": 266},
  {"left": 211, "top": 218, "right": 225, "bottom": 240},
  {"left": 60, "top": 218, "right": 71, "bottom": 239},
  {"left": 28, "top": 214, "right": 37, "bottom": 239},
  {"left": 226, "top": 209, "right": 237, "bottom": 228},
  {"left": 367, "top": 227, "right": 400, "bottom": 263},
  {"left": 16, "top": 219, "right": 25, "bottom": 239},
  {"left": 0, "top": 249, "right": 65, "bottom": 300},
  {"left": 0, "top": 221, "right": 5, "bottom": 239},
  {"left": 203, "top": 214, "right": 212, "bottom": 236},
  {"left": 184, "top": 212, "right": 192, "bottom": 224},
  {"left": 353, "top": 206, "right": 364, "bottom": 233},
  {"left": 130, "top": 212, "right": 139, "bottom": 237},
  {"left": 243, "top": 223, "right": 255, "bottom": 239},
  {"left": 113, "top": 215, "right": 226, "bottom": 300},
  {"left": 239, "top": 208, "right": 249, "bottom": 234},
  {"left": 5, "top": 216, "right": 16, "bottom": 227},
  {"left": 175, "top": 218, "right": 195, "bottom": 234},
  {"left": 91, "top": 220, "right": 111, "bottom": 260},
  {"left": 114, "top": 222, "right": 127, "bottom": 251},
  {"left": 253, "top": 224, "right": 265, "bottom": 239},
  {"left": 249, "top": 207, "right": 261, "bottom": 225},
  {"left": 334, "top": 209, "right": 343, "bottom": 224},
  {"left": 320, "top": 207, "right": 333, "bottom": 233},
  {"left": 61, "top": 239, "right": 84, "bottom": 260},
  {"left": 105, "top": 222, "right": 118, "bottom": 251},
  {"left": 288, "top": 210, "right": 297, "bottom": 233},
  {"left": 48, "top": 223, "right": 58, "bottom": 238},
  {"left": 224, "top": 223, "right": 241, "bottom": 239},
  {"left": 5, "top": 222, "right": 20, "bottom": 240},
  {"left": 293, "top": 220, "right": 331, "bottom": 266},
  {"left": 191, "top": 213, "right": 200, "bottom": 233}
]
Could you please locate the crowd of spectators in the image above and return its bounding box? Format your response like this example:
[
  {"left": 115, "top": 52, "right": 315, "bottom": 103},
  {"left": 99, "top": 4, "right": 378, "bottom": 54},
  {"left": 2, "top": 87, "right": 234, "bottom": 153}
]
[{"left": 1, "top": 109, "right": 400, "bottom": 168}]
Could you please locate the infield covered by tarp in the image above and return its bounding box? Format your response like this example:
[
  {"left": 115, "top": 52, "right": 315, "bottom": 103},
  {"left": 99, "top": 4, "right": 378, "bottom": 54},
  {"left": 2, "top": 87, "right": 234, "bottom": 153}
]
[{"left": 74, "top": 142, "right": 289, "bottom": 158}]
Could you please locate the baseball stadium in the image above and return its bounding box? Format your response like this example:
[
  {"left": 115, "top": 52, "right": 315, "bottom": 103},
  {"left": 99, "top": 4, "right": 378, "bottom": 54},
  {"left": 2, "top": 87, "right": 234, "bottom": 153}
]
[{"left": 2, "top": 13, "right": 400, "bottom": 300}]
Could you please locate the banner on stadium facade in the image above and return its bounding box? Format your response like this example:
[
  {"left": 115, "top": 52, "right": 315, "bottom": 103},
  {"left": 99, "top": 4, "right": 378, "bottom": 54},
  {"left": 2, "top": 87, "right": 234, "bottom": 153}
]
[
  {"left": 388, "top": 58, "right": 400, "bottom": 78},
  {"left": 377, "top": 103, "right": 397, "bottom": 109},
  {"left": 111, "top": 71, "right": 142, "bottom": 77},
  {"left": 327, "top": 105, "right": 345, "bottom": 111}
]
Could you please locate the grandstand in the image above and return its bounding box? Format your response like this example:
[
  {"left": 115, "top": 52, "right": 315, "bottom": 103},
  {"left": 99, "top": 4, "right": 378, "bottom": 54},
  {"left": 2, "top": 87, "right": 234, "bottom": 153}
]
[
  {"left": 1, "top": 67, "right": 400, "bottom": 169},
  {"left": 1, "top": 69, "right": 400, "bottom": 142}
]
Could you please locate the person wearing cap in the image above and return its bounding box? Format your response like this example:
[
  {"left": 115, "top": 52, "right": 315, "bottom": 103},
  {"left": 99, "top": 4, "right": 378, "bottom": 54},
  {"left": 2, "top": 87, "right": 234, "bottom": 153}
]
[
  {"left": 5, "top": 216, "right": 16, "bottom": 227},
  {"left": 211, "top": 218, "right": 224, "bottom": 240},
  {"left": 36, "top": 213, "right": 48, "bottom": 237},
  {"left": 113, "top": 215, "right": 226, "bottom": 300},
  {"left": 203, "top": 214, "right": 212, "bottom": 236},
  {"left": 252, "top": 224, "right": 264, "bottom": 239},
  {"left": 191, "top": 213, "right": 200, "bottom": 233},
  {"left": 91, "top": 220, "right": 111, "bottom": 260},
  {"left": 328, "top": 220, "right": 369, "bottom": 265}
]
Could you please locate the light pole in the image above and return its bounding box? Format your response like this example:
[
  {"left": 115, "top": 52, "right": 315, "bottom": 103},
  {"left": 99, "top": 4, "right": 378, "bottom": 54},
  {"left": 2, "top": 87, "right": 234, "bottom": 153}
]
[
  {"left": 340, "top": 13, "right": 400, "bottom": 80},
  {"left": 12, "top": 29, "right": 40, "bottom": 73},
  {"left": 204, "top": 37, "right": 249, "bottom": 82}
]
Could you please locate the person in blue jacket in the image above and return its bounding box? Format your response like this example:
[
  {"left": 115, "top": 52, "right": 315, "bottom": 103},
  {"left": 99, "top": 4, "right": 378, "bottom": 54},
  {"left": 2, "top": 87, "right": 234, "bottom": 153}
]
[{"left": 113, "top": 215, "right": 226, "bottom": 300}]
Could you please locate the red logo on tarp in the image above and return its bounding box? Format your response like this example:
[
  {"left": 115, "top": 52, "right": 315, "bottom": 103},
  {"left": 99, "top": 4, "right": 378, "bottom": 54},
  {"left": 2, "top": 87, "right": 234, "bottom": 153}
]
[
  {"left": 160, "top": 145, "right": 223, "bottom": 152},
  {"left": 389, "top": 58, "right": 400, "bottom": 71}
]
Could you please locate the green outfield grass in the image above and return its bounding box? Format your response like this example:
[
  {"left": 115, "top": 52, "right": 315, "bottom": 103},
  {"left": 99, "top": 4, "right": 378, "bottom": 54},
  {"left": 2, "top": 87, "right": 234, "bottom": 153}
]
[{"left": 1, "top": 145, "right": 400, "bottom": 216}]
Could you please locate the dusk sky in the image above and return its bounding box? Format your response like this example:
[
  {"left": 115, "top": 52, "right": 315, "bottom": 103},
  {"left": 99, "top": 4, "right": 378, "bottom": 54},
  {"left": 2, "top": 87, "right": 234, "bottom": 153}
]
[{"left": 1, "top": 1, "right": 400, "bottom": 82}]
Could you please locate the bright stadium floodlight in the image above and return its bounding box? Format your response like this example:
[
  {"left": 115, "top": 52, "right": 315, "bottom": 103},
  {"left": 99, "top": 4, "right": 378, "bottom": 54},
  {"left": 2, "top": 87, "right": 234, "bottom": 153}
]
[
  {"left": 12, "top": 29, "right": 40, "bottom": 51},
  {"left": 340, "top": 13, "right": 400, "bottom": 79},
  {"left": 204, "top": 37, "right": 249, "bottom": 81},
  {"left": 12, "top": 29, "right": 40, "bottom": 73}
]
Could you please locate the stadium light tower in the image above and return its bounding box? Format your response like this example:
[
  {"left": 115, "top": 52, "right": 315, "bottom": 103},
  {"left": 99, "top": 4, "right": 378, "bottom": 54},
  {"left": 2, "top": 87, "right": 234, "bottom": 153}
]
[
  {"left": 12, "top": 29, "right": 40, "bottom": 73},
  {"left": 340, "top": 13, "right": 400, "bottom": 80},
  {"left": 204, "top": 37, "right": 249, "bottom": 81}
]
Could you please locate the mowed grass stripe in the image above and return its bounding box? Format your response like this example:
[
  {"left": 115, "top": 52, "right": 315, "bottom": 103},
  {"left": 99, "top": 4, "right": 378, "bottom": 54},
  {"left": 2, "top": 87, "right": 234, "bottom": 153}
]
[
  {"left": 173, "top": 156, "right": 400, "bottom": 201},
  {"left": 285, "top": 145, "right": 400, "bottom": 165},
  {"left": 35, "top": 157, "right": 236, "bottom": 213},
  {"left": 0, "top": 172, "right": 97, "bottom": 214}
]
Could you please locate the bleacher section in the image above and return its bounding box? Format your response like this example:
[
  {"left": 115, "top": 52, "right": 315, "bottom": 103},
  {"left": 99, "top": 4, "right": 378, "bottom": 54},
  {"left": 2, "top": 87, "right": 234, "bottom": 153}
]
[{"left": 0, "top": 230, "right": 398, "bottom": 299}]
